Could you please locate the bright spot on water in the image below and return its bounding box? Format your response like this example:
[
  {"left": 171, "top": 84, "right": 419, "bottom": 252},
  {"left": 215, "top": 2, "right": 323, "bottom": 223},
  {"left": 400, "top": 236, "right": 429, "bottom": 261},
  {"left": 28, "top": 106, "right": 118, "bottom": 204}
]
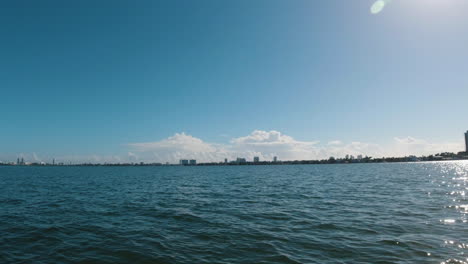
[{"left": 371, "top": 0, "right": 391, "bottom": 14}]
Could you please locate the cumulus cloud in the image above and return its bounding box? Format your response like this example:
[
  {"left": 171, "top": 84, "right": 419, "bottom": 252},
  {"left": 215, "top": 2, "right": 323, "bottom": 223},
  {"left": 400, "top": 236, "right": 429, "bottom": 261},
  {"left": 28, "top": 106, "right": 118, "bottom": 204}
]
[
  {"left": 126, "top": 130, "right": 322, "bottom": 162},
  {"left": 129, "top": 133, "right": 216, "bottom": 153},
  {"left": 125, "top": 131, "right": 464, "bottom": 163},
  {"left": 230, "top": 130, "right": 319, "bottom": 161},
  {"left": 4, "top": 131, "right": 463, "bottom": 164},
  {"left": 232, "top": 130, "right": 316, "bottom": 146},
  {"left": 128, "top": 133, "right": 230, "bottom": 162}
]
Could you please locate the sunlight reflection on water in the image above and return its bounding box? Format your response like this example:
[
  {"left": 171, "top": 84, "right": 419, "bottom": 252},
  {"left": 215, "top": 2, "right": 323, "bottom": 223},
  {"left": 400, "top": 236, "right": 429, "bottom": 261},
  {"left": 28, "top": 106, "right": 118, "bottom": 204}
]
[
  {"left": 0, "top": 161, "right": 467, "bottom": 263},
  {"left": 433, "top": 161, "right": 468, "bottom": 264}
]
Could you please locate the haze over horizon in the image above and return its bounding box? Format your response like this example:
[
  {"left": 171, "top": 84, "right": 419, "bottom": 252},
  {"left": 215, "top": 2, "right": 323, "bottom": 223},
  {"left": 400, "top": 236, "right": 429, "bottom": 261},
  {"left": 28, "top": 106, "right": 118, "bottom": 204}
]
[{"left": 2, "top": 0, "right": 468, "bottom": 163}]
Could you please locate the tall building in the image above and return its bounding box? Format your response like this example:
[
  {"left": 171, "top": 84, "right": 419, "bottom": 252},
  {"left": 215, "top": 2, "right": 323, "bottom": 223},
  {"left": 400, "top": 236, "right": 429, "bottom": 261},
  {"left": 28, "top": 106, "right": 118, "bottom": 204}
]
[
  {"left": 179, "top": 159, "right": 189, "bottom": 165},
  {"left": 236, "top": 158, "right": 246, "bottom": 163},
  {"left": 273, "top": 156, "right": 278, "bottom": 163},
  {"left": 189, "top": 159, "right": 196, "bottom": 165},
  {"left": 253, "top": 156, "right": 260, "bottom": 163},
  {"left": 465, "top": 131, "right": 468, "bottom": 153}
]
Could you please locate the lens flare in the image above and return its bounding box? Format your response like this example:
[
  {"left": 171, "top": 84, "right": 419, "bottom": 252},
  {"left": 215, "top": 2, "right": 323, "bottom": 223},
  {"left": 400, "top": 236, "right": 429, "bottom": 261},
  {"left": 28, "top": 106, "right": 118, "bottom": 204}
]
[{"left": 371, "top": 0, "right": 392, "bottom": 14}]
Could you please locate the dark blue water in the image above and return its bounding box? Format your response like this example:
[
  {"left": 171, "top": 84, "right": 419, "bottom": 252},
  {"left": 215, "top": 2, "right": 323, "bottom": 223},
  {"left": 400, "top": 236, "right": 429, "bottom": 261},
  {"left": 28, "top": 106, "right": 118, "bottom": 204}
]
[{"left": 1, "top": 162, "right": 467, "bottom": 263}]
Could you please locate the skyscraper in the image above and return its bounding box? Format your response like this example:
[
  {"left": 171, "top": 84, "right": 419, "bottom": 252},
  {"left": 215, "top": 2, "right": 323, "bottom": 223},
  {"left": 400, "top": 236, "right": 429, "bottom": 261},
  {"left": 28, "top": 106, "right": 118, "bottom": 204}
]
[
  {"left": 236, "top": 158, "right": 246, "bottom": 163},
  {"left": 465, "top": 131, "right": 468, "bottom": 153}
]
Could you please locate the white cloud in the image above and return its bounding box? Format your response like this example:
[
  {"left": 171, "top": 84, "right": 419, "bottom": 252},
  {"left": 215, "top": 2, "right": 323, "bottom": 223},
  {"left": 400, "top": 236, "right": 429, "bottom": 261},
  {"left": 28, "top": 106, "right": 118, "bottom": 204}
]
[
  {"left": 126, "top": 130, "right": 322, "bottom": 163},
  {"left": 3, "top": 131, "right": 463, "bottom": 164},
  {"left": 129, "top": 133, "right": 216, "bottom": 153},
  {"left": 328, "top": 140, "right": 342, "bottom": 146},
  {"left": 126, "top": 131, "right": 464, "bottom": 163},
  {"left": 230, "top": 130, "right": 319, "bottom": 161},
  {"left": 125, "top": 130, "right": 383, "bottom": 163},
  {"left": 391, "top": 136, "right": 463, "bottom": 156},
  {"left": 128, "top": 132, "right": 230, "bottom": 163}
]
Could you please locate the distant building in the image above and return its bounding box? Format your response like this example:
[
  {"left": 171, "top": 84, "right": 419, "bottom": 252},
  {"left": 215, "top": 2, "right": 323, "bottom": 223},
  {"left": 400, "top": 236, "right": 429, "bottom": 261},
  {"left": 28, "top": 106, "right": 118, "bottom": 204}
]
[
  {"left": 465, "top": 131, "right": 468, "bottom": 153},
  {"left": 189, "top": 159, "right": 196, "bottom": 165},
  {"left": 236, "top": 158, "right": 246, "bottom": 163},
  {"left": 224, "top": 158, "right": 228, "bottom": 164},
  {"left": 357, "top": 155, "right": 363, "bottom": 160},
  {"left": 16, "top": 158, "right": 20, "bottom": 165},
  {"left": 273, "top": 156, "right": 277, "bottom": 163},
  {"left": 253, "top": 156, "right": 260, "bottom": 163},
  {"left": 179, "top": 159, "right": 189, "bottom": 165}
]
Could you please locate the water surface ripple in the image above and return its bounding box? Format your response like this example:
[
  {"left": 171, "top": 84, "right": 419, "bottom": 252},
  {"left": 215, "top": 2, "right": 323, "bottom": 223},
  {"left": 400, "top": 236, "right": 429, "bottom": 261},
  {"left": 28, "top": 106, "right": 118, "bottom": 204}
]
[{"left": 1, "top": 162, "right": 467, "bottom": 263}]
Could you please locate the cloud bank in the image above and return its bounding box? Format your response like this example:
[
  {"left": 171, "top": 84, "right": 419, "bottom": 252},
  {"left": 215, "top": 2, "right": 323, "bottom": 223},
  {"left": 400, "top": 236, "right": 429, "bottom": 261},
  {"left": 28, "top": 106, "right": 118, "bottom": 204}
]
[
  {"left": 3, "top": 130, "right": 462, "bottom": 164},
  {"left": 125, "top": 130, "right": 463, "bottom": 163}
]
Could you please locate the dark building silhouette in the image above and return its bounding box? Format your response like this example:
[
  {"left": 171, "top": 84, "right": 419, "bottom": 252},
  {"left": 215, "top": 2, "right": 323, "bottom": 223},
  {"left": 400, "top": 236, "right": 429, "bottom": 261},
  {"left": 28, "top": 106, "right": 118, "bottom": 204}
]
[
  {"left": 465, "top": 131, "right": 468, "bottom": 153},
  {"left": 236, "top": 158, "right": 246, "bottom": 163}
]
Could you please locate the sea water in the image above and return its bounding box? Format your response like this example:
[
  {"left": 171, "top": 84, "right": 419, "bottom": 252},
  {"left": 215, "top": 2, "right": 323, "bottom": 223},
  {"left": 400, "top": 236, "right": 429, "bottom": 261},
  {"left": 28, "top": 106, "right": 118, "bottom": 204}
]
[{"left": 1, "top": 162, "right": 467, "bottom": 263}]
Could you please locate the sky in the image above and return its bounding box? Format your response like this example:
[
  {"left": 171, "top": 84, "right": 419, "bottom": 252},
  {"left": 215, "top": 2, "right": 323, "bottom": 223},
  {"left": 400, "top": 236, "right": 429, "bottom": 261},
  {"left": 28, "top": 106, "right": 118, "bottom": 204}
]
[{"left": 1, "top": 0, "right": 468, "bottom": 163}]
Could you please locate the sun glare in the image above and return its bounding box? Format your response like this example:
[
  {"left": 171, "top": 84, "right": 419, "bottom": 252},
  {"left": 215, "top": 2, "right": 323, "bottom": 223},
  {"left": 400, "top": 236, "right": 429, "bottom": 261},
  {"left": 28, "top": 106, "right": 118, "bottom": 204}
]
[
  {"left": 371, "top": 0, "right": 392, "bottom": 14},
  {"left": 371, "top": 0, "right": 465, "bottom": 17}
]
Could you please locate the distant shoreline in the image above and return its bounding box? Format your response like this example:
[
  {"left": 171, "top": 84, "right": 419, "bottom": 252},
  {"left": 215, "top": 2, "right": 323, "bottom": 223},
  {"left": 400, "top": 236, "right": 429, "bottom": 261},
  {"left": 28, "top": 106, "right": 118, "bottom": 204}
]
[{"left": 2, "top": 153, "right": 467, "bottom": 167}]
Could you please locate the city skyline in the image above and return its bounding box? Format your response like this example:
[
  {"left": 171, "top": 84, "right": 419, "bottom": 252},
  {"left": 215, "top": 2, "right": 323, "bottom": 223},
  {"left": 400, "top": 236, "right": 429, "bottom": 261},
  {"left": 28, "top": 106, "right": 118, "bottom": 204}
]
[
  {"left": 2, "top": 2, "right": 467, "bottom": 264},
  {"left": 1, "top": 130, "right": 466, "bottom": 164},
  {"left": 1, "top": 0, "right": 468, "bottom": 163},
  {"left": 3, "top": 142, "right": 467, "bottom": 166}
]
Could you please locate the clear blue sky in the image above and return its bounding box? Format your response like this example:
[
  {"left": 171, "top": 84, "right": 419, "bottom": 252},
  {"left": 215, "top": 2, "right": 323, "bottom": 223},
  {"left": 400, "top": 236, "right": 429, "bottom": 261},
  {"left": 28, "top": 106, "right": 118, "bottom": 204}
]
[{"left": 1, "top": 0, "right": 468, "bottom": 160}]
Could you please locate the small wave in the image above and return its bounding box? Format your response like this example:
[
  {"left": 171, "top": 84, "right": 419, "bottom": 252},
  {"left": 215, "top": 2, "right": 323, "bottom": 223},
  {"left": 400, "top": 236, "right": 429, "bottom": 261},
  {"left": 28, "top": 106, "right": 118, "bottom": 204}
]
[
  {"left": 441, "top": 259, "right": 468, "bottom": 264},
  {"left": 0, "top": 198, "right": 24, "bottom": 205}
]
